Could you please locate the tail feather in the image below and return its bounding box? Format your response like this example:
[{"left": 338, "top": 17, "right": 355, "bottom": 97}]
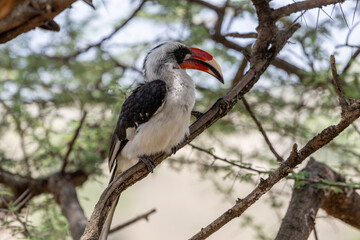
[
  {"left": 99, "top": 194, "right": 120, "bottom": 240},
  {"left": 100, "top": 163, "right": 123, "bottom": 240}
]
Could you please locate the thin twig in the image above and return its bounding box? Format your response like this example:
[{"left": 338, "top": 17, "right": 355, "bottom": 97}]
[
  {"left": 66, "top": 0, "right": 147, "bottom": 59},
  {"left": 109, "top": 208, "right": 156, "bottom": 234},
  {"left": 0, "top": 195, "right": 33, "bottom": 238},
  {"left": 224, "top": 32, "right": 258, "bottom": 39},
  {"left": 342, "top": 48, "right": 360, "bottom": 75},
  {"left": 242, "top": 98, "right": 284, "bottom": 162},
  {"left": 61, "top": 111, "right": 87, "bottom": 173},
  {"left": 353, "top": 123, "right": 360, "bottom": 135},
  {"left": 330, "top": 55, "right": 348, "bottom": 114},
  {"left": 188, "top": 143, "right": 269, "bottom": 174}
]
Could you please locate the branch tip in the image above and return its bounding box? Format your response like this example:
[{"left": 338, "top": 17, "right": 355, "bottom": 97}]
[{"left": 330, "top": 55, "right": 349, "bottom": 114}]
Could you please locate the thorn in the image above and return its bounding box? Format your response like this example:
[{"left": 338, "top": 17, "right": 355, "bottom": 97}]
[
  {"left": 82, "top": 0, "right": 95, "bottom": 9},
  {"left": 259, "top": 177, "right": 266, "bottom": 184}
]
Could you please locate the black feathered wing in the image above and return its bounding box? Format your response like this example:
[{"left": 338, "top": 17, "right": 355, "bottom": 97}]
[{"left": 108, "top": 80, "right": 167, "bottom": 176}]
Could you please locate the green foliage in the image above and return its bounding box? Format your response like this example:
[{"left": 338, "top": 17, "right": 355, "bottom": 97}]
[{"left": 290, "top": 170, "right": 309, "bottom": 189}]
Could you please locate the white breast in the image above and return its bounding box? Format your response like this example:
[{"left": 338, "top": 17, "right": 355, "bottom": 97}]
[{"left": 119, "top": 68, "right": 195, "bottom": 170}]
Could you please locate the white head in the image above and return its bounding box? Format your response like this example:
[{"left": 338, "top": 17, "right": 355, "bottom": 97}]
[{"left": 143, "top": 41, "right": 224, "bottom": 83}]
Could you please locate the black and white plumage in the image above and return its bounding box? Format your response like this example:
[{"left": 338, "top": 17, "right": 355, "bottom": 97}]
[
  {"left": 108, "top": 79, "right": 167, "bottom": 177},
  {"left": 100, "top": 41, "right": 223, "bottom": 240}
]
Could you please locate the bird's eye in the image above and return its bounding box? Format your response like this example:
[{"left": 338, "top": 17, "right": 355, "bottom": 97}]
[{"left": 173, "top": 47, "right": 191, "bottom": 64}]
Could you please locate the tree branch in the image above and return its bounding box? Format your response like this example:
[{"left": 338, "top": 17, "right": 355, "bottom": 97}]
[
  {"left": 188, "top": 143, "right": 269, "bottom": 174},
  {"left": 341, "top": 48, "right": 360, "bottom": 75},
  {"left": 242, "top": 98, "right": 284, "bottom": 162},
  {"left": 330, "top": 55, "right": 349, "bottom": 114},
  {"left": 61, "top": 111, "right": 87, "bottom": 173},
  {"left": 189, "top": 0, "right": 310, "bottom": 81},
  {"left": 63, "top": 0, "right": 147, "bottom": 59},
  {"left": 188, "top": 98, "right": 360, "bottom": 240},
  {"left": 49, "top": 175, "right": 88, "bottom": 240},
  {"left": 272, "top": 0, "right": 345, "bottom": 20},
  {"left": 109, "top": 208, "right": 156, "bottom": 234},
  {"left": 0, "top": 167, "right": 88, "bottom": 239},
  {"left": 275, "top": 158, "right": 360, "bottom": 240},
  {"left": 224, "top": 32, "right": 257, "bottom": 39},
  {"left": 0, "top": 0, "right": 78, "bottom": 43}
]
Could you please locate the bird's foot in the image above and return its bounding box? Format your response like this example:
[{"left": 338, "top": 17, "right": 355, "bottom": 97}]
[
  {"left": 139, "top": 155, "right": 155, "bottom": 173},
  {"left": 191, "top": 111, "right": 204, "bottom": 119},
  {"left": 171, "top": 144, "right": 181, "bottom": 155}
]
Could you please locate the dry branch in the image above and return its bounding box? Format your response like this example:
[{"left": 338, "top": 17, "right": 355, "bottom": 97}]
[
  {"left": 272, "top": 0, "right": 345, "bottom": 20},
  {"left": 189, "top": 99, "right": 360, "bottom": 240},
  {"left": 0, "top": 0, "right": 78, "bottom": 43},
  {"left": 61, "top": 111, "right": 87, "bottom": 173},
  {"left": 275, "top": 158, "right": 360, "bottom": 240},
  {"left": 330, "top": 55, "right": 349, "bottom": 114},
  {"left": 49, "top": 175, "right": 88, "bottom": 240},
  {"left": 188, "top": 143, "right": 269, "bottom": 174},
  {"left": 63, "top": 0, "right": 147, "bottom": 59},
  {"left": 109, "top": 208, "right": 156, "bottom": 234},
  {"left": 242, "top": 98, "right": 283, "bottom": 162}
]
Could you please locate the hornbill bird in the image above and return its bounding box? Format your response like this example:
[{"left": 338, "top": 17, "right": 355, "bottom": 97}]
[{"left": 101, "top": 41, "right": 223, "bottom": 239}]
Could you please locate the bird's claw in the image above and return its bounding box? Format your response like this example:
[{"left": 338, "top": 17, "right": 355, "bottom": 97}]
[
  {"left": 171, "top": 144, "right": 181, "bottom": 155},
  {"left": 139, "top": 155, "right": 155, "bottom": 173},
  {"left": 191, "top": 111, "right": 203, "bottom": 119}
]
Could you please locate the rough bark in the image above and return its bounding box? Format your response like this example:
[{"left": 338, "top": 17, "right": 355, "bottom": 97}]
[
  {"left": 0, "top": 0, "right": 77, "bottom": 43},
  {"left": 275, "top": 158, "right": 360, "bottom": 240}
]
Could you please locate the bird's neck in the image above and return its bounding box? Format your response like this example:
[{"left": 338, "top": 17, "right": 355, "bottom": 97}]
[
  {"left": 161, "top": 67, "right": 196, "bottom": 111},
  {"left": 164, "top": 68, "right": 194, "bottom": 91}
]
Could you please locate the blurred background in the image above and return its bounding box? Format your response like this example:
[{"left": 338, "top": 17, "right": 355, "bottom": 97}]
[{"left": 0, "top": 0, "right": 359, "bottom": 239}]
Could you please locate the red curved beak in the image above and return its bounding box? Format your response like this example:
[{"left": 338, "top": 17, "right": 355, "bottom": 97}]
[{"left": 180, "top": 47, "right": 224, "bottom": 84}]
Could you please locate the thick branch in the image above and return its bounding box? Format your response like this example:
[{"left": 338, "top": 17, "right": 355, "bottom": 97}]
[
  {"left": 49, "top": 175, "right": 88, "bottom": 240},
  {"left": 272, "top": 0, "right": 345, "bottom": 20},
  {"left": 271, "top": 57, "right": 308, "bottom": 80},
  {"left": 0, "top": 0, "right": 77, "bottom": 43},
  {"left": 251, "top": 0, "right": 277, "bottom": 65},
  {"left": 190, "top": 0, "right": 310, "bottom": 80},
  {"left": 275, "top": 158, "right": 360, "bottom": 240}
]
